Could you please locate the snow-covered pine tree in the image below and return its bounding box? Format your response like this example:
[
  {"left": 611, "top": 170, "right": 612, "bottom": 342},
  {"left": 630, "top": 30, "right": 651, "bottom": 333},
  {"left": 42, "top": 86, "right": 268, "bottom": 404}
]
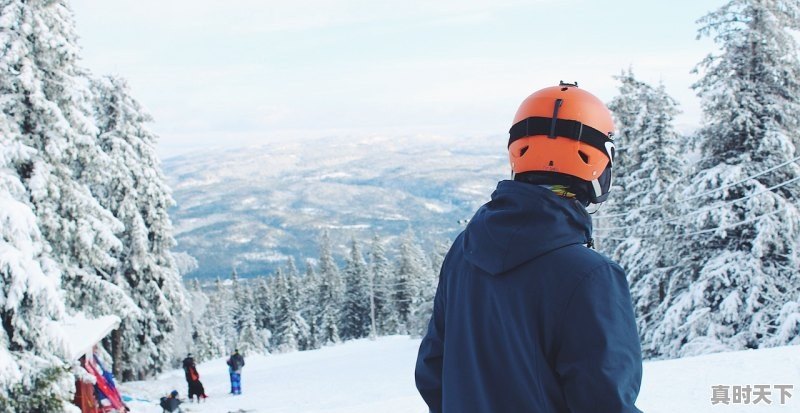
[
  {"left": 271, "top": 269, "right": 297, "bottom": 352},
  {"left": 286, "top": 258, "right": 312, "bottom": 349},
  {"left": 228, "top": 268, "right": 245, "bottom": 344},
  {"left": 0, "top": 116, "right": 72, "bottom": 411},
  {"left": 769, "top": 293, "right": 800, "bottom": 345},
  {"left": 394, "top": 230, "right": 428, "bottom": 334},
  {"left": 230, "top": 268, "right": 240, "bottom": 299},
  {"left": 429, "top": 239, "right": 450, "bottom": 276},
  {"left": 209, "top": 277, "right": 236, "bottom": 353},
  {"left": 253, "top": 276, "right": 275, "bottom": 349},
  {"left": 185, "top": 281, "right": 224, "bottom": 362},
  {"left": 340, "top": 239, "right": 371, "bottom": 340},
  {"left": 602, "top": 72, "right": 688, "bottom": 358},
  {"left": 0, "top": 0, "right": 138, "bottom": 327},
  {"left": 411, "top": 238, "right": 440, "bottom": 337},
  {"left": 651, "top": 0, "right": 800, "bottom": 357},
  {"left": 273, "top": 261, "right": 309, "bottom": 352},
  {"left": 313, "top": 232, "right": 342, "bottom": 345},
  {"left": 236, "top": 288, "right": 268, "bottom": 355},
  {"left": 89, "top": 75, "right": 188, "bottom": 380},
  {"left": 301, "top": 260, "right": 322, "bottom": 349},
  {"left": 598, "top": 69, "right": 649, "bottom": 254},
  {"left": 369, "top": 234, "right": 398, "bottom": 335}
]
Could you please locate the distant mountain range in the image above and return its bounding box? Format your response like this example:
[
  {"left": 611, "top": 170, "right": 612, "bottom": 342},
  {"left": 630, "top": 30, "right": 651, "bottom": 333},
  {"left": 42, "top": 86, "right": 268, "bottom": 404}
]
[{"left": 164, "top": 134, "right": 508, "bottom": 280}]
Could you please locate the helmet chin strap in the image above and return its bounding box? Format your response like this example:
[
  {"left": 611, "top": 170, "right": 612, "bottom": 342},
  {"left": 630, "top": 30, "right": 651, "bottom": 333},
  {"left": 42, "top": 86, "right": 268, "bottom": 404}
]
[
  {"left": 590, "top": 178, "right": 602, "bottom": 199},
  {"left": 586, "top": 202, "right": 603, "bottom": 215}
]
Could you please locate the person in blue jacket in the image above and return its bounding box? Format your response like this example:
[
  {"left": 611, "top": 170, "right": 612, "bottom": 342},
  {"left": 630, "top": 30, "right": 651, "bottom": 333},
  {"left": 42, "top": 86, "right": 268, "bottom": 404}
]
[{"left": 415, "top": 82, "right": 643, "bottom": 413}]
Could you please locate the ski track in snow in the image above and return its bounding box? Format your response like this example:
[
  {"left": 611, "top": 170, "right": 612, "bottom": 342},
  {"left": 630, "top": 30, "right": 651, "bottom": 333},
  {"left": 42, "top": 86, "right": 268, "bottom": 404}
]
[{"left": 120, "top": 337, "right": 800, "bottom": 413}]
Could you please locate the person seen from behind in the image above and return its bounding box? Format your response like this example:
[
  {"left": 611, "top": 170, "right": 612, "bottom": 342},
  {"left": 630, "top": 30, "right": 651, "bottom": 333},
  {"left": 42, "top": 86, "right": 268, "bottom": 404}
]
[
  {"left": 415, "top": 82, "right": 643, "bottom": 412},
  {"left": 227, "top": 349, "right": 245, "bottom": 395}
]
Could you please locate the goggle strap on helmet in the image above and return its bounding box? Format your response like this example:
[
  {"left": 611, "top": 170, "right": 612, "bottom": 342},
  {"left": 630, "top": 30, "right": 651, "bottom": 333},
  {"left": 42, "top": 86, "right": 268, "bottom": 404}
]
[
  {"left": 591, "top": 179, "right": 603, "bottom": 200},
  {"left": 508, "top": 116, "right": 614, "bottom": 165}
]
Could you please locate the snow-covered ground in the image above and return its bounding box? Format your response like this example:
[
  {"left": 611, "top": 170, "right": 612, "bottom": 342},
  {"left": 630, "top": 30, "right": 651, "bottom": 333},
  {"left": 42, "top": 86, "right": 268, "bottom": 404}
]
[{"left": 120, "top": 336, "right": 800, "bottom": 413}]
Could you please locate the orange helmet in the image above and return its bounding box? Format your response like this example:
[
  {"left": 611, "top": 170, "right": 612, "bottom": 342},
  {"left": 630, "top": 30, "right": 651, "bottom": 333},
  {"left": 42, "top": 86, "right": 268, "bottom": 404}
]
[{"left": 508, "top": 81, "right": 616, "bottom": 204}]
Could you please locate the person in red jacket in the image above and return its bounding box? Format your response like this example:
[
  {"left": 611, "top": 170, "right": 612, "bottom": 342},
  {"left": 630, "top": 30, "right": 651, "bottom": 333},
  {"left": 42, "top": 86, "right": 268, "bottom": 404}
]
[
  {"left": 181, "top": 353, "right": 207, "bottom": 402},
  {"left": 415, "top": 82, "right": 643, "bottom": 413}
]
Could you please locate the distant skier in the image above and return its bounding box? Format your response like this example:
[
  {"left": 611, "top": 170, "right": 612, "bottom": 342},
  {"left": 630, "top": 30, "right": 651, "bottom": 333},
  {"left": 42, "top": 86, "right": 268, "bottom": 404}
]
[
  {"left": 182, "top": 353, "right": 208, "bottom": 402},
  {"left": 415, "top": 83, "right": 643, "bottom": 412},
  {"left": 227, "top": 349, "right": 245, "bottom": 395},
  {"left": 159, "top": 390, "right": 183, "bottom": 413}
]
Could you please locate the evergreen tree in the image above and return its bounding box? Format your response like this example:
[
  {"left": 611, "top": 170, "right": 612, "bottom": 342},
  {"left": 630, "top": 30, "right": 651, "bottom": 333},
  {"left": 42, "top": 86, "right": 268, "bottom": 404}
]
[
  {"left": 313, "top": 232, "right": 342, "bottom": 345},
  {"left": 429, "top": 239, "right": 450, "bottom": 275},
  {"left": 412, "top": 239, "right": 439, "bottom": 337},
  {"left": 369, "top": 234, "right": 397, "bottom": 335},
  {"left": 0, "top": 0, "right": 135, "bottom": 326},
  {"left": 0, "top": 116, "right": 72, "bottom": 410},
  {"left": 271, "top": 267, "right": 310, "bottom": 352},
  {"left": 228, "top": 267, "right": 251, "bottom": 351},
  {"left": 269, "top": 268, "right": 293, "bottom": 350},
  {"left": 236, "top": 290, "right": 268, "bottom": 355},
  {"left": 89, "top": 75, "right": 188, "bottom": 380},
  {"left": 253, "top": 276, "right": 275, "bottom": 348},
  {"left": 769, "top": 293, "right": 800, "bottom": 345},
  {"left": 598, "top": 70, "right": 650, "bottom": 254},
  {"left": 0, "top": 0, "right": 130, "bottom": 405},
  {"left": 286, "top": 259, "right": 311, "bottom": 350},
  {"left": 302, "top": 260, "right": 322, "bottom": 349},
  {"left": 191, "top": 296, "right": 224, "bottom": 361},
  {"left": 602, "top": 72, "right": 688, "bottom": 358},
  {"left": 210, "top": 277, "right": 236, "bottom": 353},
  {"left": 340, "top": 239, "right": 371, "bottom": 340},
  {"left": 1, "top": 0, "right": 195, "bottom": 388},
  {"left": 651, "top": 0, "right": 800, "bottom": 357},
  {"left": 394, "top": 230, "right": 428, "bottom": 334}
]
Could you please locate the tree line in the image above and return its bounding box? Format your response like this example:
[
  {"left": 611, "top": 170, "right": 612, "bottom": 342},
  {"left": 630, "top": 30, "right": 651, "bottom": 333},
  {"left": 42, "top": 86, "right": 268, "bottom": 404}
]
[{"left": 182, "top": 231, "right": 446, "bottom": 360}]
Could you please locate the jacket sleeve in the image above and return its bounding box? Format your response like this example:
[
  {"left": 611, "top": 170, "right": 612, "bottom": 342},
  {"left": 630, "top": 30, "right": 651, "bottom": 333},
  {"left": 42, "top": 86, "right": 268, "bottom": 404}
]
[
  {"left": 555, "top": 262, "right": 643, "bottom": 413},
  {"left": 415, "top": 273, "right": 446, "bottom": 413}
]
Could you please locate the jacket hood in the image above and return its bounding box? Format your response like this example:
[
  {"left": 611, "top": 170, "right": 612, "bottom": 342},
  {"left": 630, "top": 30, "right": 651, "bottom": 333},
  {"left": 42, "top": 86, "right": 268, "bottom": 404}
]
[{"left": 462, "top": 180, "right": 593, "bottom": 275}]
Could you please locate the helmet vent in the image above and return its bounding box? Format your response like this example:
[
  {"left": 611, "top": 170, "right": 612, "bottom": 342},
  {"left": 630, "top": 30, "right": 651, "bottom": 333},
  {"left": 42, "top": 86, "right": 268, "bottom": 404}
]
[
  {"left": 578, "top": 150, "right": 590, "bottom": 164},
  {"left": 519, "top": 146, "right": 529, "bottom": 157}
]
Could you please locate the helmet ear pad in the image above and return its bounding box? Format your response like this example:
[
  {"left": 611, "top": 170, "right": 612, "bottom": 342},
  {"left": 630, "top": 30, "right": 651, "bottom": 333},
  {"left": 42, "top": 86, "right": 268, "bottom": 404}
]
[{"left": 591, "top": 165, "right": 613, "bottom": 204}]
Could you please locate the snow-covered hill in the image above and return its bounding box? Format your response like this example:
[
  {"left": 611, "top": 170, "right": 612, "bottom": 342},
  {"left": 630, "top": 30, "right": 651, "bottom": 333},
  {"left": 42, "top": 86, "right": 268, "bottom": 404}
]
[
  {"left": 164, "top": 135, "right": 508, "bottom": 279},
  {"left": 120, "top": 337, "right": 800, "bottom": 413}
]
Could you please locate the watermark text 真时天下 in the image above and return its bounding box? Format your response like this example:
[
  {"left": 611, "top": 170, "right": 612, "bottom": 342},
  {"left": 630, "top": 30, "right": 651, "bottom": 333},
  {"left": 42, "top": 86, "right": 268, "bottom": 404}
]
[{"left": 711, "top": 384, "right": 793, "bottom": 405}]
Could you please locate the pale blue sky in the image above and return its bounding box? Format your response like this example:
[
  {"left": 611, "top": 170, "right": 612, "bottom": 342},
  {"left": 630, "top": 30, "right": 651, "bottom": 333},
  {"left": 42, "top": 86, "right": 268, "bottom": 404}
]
[{"left": 71, "top": 0, "right": 723, "bottom": 158}]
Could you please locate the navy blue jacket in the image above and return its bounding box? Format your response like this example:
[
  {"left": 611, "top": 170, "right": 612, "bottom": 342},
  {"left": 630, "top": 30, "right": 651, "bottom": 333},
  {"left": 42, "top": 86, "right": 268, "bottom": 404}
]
[{"left": 415, "top": 180, "right": 642, "bottom": 413}]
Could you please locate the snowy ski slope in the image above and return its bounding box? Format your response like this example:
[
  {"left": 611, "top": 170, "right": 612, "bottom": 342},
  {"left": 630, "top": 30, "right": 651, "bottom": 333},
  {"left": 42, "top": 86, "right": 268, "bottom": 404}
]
[{"left": 121, "top": 336, "right": 800, "bottom": 413}]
